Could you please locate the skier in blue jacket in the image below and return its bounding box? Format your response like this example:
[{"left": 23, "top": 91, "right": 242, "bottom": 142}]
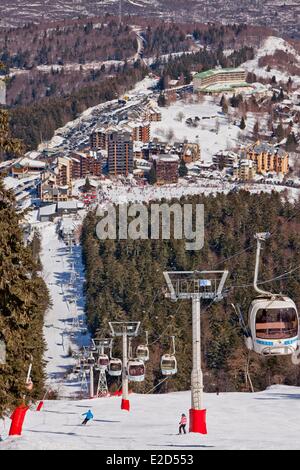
[{"left": 81, "top": 409, "right": 94, "bottom": 425}]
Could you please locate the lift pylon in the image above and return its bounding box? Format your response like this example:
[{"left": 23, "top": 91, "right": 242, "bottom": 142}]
[
  {"left": 164, "top": 270, "right": 228, "bottom": 434},
  {"left": 109, "top": 322, "right": 140, "bottom": 411}
]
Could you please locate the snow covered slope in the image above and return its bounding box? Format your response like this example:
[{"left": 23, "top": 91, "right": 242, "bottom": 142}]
[
  {"left": 243, "top": 36, "right": 300, "bottom": 85},
  {"left": 1, "top": 385, "right": 300, "bottom": 450},
  {"left": 41, "top": 222, "right": 90, "bottom": 398}
]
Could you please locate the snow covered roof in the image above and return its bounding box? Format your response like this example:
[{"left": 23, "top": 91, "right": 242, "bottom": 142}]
[
  {"left": 39, "top": 204, "right": 57, "bottom": 217},
  {"left": 157, "top": 154, "right": 179, "bottom": 163},
  {"left": 14, "top": 157, "right": 46, "bottom": 169},
  {"left": 57, "top": 201, "right": 78, "bottom": 211}
]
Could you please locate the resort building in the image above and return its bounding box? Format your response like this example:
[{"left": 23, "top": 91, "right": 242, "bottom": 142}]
[
  {"left": 193, "top": 67, "right": 249, "bottom": 93},
  {"left": 245, "top": 143, "right": 289, "bottom": 175}
]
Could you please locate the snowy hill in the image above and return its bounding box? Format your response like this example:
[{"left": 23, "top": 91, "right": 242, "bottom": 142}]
[
  {"left": 243, "top": 36, "right": 300, "bottom": 85},
  {"left": 1, "top": 385, "right": 300, "bottom": 450},
  {"left": 40, "top": 221, "right": 90, "bottom": 398}
]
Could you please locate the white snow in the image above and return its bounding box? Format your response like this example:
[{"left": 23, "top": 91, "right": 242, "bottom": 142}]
[
  {"left": 151, "top": 96, "right": 266, "bottom": 162},
  {"left": 39, "top": 221, "right": 90, "bottom": 398},
  {"left": 243, "top": 36, "right": 300, "bottom": 85},
  {"left": 2, "top": 385, "right": 300, "bottom": 450}
]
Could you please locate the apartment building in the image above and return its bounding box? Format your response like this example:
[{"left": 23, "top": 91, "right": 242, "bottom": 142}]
[
  {"left": 233, "top": 159, "right": 257, "bottom": 181},
  {"left": 153, "top": 154, "right": 179, "bottom": 185},
  {"left": 71, "top": 151, "right": 102, "bottom": 179},
  {"left": 245, "top": 143, "right": 289, "bottom": 175},
  {"left": 107, "top": 130, "right": 134, "bottom": 177}
]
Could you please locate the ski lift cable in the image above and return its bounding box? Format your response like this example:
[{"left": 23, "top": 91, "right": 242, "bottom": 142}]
[
  {"left": 213, "top": 204, "right": 300, "bottom": 270},
  {"left": 146, "top": 376, "right": 169, "bottom": 394},
  {"left": 147, "top": 301, "right": 184, "bottom": 346},
  {"left": 228, "top": 264, "right": 300, "bottom": 290}
]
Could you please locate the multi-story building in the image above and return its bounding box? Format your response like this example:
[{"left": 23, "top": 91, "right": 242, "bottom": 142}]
[
  {"left": 233, "top": 159, "right": 257, "bottom": 181},
  {"left": 128, "top": 122, "right": 150, "bottom": 143},
  {"left": 56, "top": 156, "right": 72, "bottom": 187},
  {"left": 212, "top": 151, "right": 239, "bottom": 169},
  {"left": 193, "top": 67, "right": 248, "bottom": 93},
  {"left": 153, "top": 154, "right": 179, "bottom": 185},
  {"left": 91, "top": 122, "right": 150, "bottom": 151},
  {"left": 71, "top": 151, "right": 102, "bottom": 179},
  {"left": 38, "top": 170, "right": 71, "bottom": 203},
  {"left": 38, "top": 156, "right": 72, "bottom": 203},
  {"left": 90, "top": 126, "right": 110, "bottom": 150},
  {"left": 11, "top": 157, "right": 46, "bottom": 178},
  {"left": 245, "top": 143, "right": 289, "bottom": 175},
  {"left": 108, "top": 130, "right": 134, "bottom": 177}
]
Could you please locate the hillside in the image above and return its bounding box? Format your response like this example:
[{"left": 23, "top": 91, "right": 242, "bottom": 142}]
[
  {"left": 82, "top": 191, "right": 300, "bottom": 395},
  {"left": 1, "top": 385, "right": 300, "bottom": 450},
  {"left": 0, "top": 1, "right": 299, "bottom": 39}
]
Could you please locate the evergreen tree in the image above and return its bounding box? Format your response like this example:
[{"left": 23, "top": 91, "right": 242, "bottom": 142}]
[
  {"left": 0, "top": 110, "right": 49, "bottom": 415},
  {"left": 240, "top": 116, "right": 246, "bottom": 130},
  {"left": 179, "top": 160, "right": 188, "bottom": 177},
  {"left": 157, "top": 93, "right": 166, "bottom": 108},
  {"left": 148, "top": 164, "right": 157, "bottom": 185}
]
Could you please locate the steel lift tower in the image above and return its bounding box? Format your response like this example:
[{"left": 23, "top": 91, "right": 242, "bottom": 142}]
[
  {"left": 164, "top": 270, "right": 228, "bottom": 434},
  {"left": 109, "top": 321, "right": 140, "bottom": 411}
]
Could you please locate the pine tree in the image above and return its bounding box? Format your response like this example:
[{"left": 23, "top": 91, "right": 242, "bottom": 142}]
[
  {"left": 240, "top": 116, "right": 246, "bottom": 130},
  {"left": 148, "top": 164, "right": 157, "bottom": 185},
  {"left": 0, "top": 110, "right": 49, "bottom": 415},
  {"left": 179, "top": 160, "right": 188, "bottom": 177}
]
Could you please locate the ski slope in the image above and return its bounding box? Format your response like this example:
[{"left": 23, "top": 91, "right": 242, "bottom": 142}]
[
  {"left": 1, "top": 385, "right": 300, "bottom": 450},
  {"left": 40, "top": 221, "right": 90, "bottom": 398}
]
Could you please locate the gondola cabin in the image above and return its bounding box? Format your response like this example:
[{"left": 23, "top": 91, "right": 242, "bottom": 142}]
[
  {"left": 128, "top": 359, "right": 145, "bottom": 382},
  {"left": 87, "top": 355, "right": 95, "bottom": 366},
  {"left": 136, "top": 345, "right": 149, "bottom": 362},
  {"left": 161, "top": 354, "right": 177, "bottom": 376},
  {"left": 108, "top": 358, "right": 122, "bottom": 377},
  {"left": 97, "top": 354, "right": 109, "bottom": 370},
  {"left": 247, "top": 297, "right": 299, "bottom": 356}
]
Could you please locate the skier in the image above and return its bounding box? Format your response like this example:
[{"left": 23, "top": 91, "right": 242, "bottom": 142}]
[
  {"left": 81, "top": 409, "right": 94, "bottom": 426},
  {"left": 178, "top": 413, "right": 187, "bottom": 435}
]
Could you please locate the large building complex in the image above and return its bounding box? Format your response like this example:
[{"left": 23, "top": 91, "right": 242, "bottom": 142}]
[{"left": 193, "top": 67, "right": 249, "bottom": 93}]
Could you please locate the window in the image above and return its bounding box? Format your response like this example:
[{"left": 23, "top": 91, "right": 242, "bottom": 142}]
[
  {"left": 162, "top": 359, "right": 176, "bottom": 368},
  {"left": 129, "top": 365, "right": 144, "bottom": 376},
  {"left": 256, "top": 308, "right": 298, "bottom": 339}
]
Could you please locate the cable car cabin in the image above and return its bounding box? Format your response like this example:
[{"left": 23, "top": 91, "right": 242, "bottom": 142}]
[
  {"left": 87, "top": 355, "right": 95, "bottom": 366},
  {"left": 247, "top": 297, "right": 299, "bottom": 356},
  {"left": 161, "top": 354, "right": 177, "bottom": 376},
  {"left": 108, "top": 358, "right": 122, "bottom": 377},
  {"left": 128, "top": 359, "right": 145, "bottom": 382},
  {"left": 97, "top": 354, "right": 109, "bottom": 370},
  {"left": 73, "top": 364, "right": 81, "bottom": 374},
  {"left": 136, "top": 345, "right": 149, "bottom": 362}
]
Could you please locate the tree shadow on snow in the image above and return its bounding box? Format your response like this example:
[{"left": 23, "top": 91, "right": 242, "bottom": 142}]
[{"left": 255, "top": 393, "right": 300, "bottom": 400}]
